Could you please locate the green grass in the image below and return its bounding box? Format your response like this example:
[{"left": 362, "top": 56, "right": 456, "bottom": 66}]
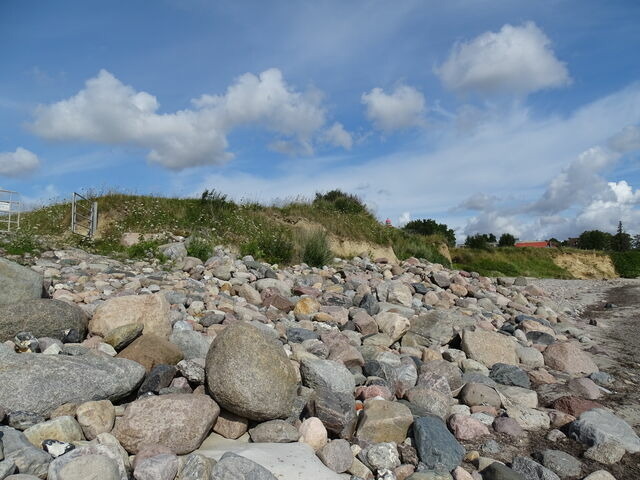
[
  {"left": 299, "top": 229, "right": 333, "bottom": 267},
  {"left": 609, "top": 251, "right": 640, "bottom": 278},
  {"left": 17, "top": 189, "right": 451, "bottom": 266},
  {"left": 452, "top": 247, "right": 573, "bottom": 278}
]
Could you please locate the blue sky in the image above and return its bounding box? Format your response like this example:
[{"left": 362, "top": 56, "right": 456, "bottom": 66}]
[{"left": 1, "top": 0, "right": 639, "bottom": 240}]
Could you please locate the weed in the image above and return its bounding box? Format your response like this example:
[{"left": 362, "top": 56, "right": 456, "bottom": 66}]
[
  {"left": 187, "top": 237, "right": 213, "bottom": 261},
  {"left": 610, "top": 251, "right": 640, "bottom": 278},
  {"left": 241, "top": 228, "right": 294, "bottom": 265},
  {"left": 299, "top": 229, "right": 333, "bottom": 267}
]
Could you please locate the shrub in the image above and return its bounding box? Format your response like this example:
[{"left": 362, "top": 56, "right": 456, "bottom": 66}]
[
  {"left": 187, "top": 237, "right": 212, "bottom": 261},
  {"left": 127, "top": 240, "right": 165, "bottom": 260},
  {"left": 313, "top": 190, "right": 368, "bottom": 215},
  {"left": 610, "top": 251, "right": 640, "bottom": 278},
  {"left": 465, "top": 234, "right": 492, "bottom": 249},
  {"left": 241, "top": 228, "right": 294, "bottom": 265},
  {"left": 299, "top": 229, "right": 333, "bottom": 267},
  {"left": 392, "top": 235, "right": 451, "bottom": 266},
  {"left": 498, "top": 233, "right": 517, "bottom": 247},
  {"left": 0, "top": 230, "right": 40, "bottom": 255},
  {"left": 403, "top": 219, "right": 456, "bottom": 247}
]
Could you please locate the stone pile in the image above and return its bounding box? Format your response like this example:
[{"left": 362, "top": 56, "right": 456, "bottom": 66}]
[{"left": 0, "top": 242, "right": 637, "bottom": 480}]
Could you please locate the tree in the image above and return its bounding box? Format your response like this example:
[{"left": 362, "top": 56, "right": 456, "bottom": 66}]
[
  {"left": 465, "top": 233, "right": 491, "bottom": 249},
  {"left": 611, "top": 221, "right": 632, "bottom": 252},
  {"left": 633, "top": 234, "right": 640, "bottom": 250},
  {"left": 487, "top": 233, "right": 497, "bottom": 243},
  {"left": 577, "top": 230, "right": 612, "bottom": 250},
  {"left": 498, "top": 233, "right": 517, "bottom": 247},
  {"left": 403, "top": 219, "right": 456, "bottom": 247}
]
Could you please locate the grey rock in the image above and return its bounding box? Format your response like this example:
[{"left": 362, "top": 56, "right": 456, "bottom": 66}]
[
  {"left": 0, "top": 300, "right": 87, "bottom": 342},
  {"left": 169, "top": 330, "right": 210, "bottom": 360},
  {"left": 300, "top": 357, "right": 355, "bottom": 395},
  {"left": 133, "top": 453, "right": 179, "bottom": 480},
  {"left": 159, "top": 242, "right": 187, "bottom": 261},
  {"left": 0, "top": 427, "right": 52, "bottom": 478},
  {"left": 0, "top": 350, "right": 145, "bottom": 416},
  {"left": 413, "top": 415, "right": 465, "bottom": 473},
  {"left": 42, "top": 440, "right": 75, "bottom": 458},
  {"left": 568, "top": 408, "right": 640, "bottom": 453},
  {"left": 176, "top": 453, "right": 214, "bottom": 480},
  {"left": 404, "top": 310, "right": 474, "bottom": 348},
  {"left": 47, "top": 444, "right": 126, "bottom": 480},
  {"left": 0, "top": 459, "right": 16, "bottom": 478},
  {"left": 177, "top": 359, "right": 205, "bottom": 384},
  {"left": 490, "top": 364, "right": 531, "bottom": 389},
  {"left": 482, "top": 462, "right": 526, "bottom": 480},
  {"left": 535, "top": 450, "right": 581, "bottom": 478},
  {"left": 7, "top": 412, "right": 45, "bottom": 431},
  {"left": 248, "top": 420, "right": 299, "bottom": 443},
  {"left": 0, "top": 258, "right": 42, "bottom": 306},
  {"left": 206, "top": 322, "right": 298, "bottom": 422},
  {"left": 137, "top": 364, "right": 177, "bottom": 396},
  {"left": 365, "top": 442, "right": 400, "bottom": 472},
  {"left": 589, "top": 372, "right": 614, "bottom": 387},
  {"left": 286, "top": 328, "right": 318, "bottom": 343},
  {"left": 511, "top": 456, "right": 560, "bottom": 480},
  {"left": 210, "top": 452, "right": 277, "bottom": 480},
  {"left": 311, "top": 387, "right": 357, "bottom": 440},
  {"left": 318, "top": 440, "right": 353, "bottom": 473}
]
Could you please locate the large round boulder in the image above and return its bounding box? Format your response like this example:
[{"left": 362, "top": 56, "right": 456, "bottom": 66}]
[
  {"left": 205, "top": 322, "right": 298, "bottom": 421},
  {"left": 0, "top": 299, "right": 88, "bottom": 342}
]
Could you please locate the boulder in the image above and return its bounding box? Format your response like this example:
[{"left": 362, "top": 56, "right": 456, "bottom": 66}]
[
  {"left": 0, "top": 350, "right": 145, "bottom": 416},
  {"left": 461, "top": 330, "right": 518, "bottom": 367},
  {"left": 0, "top": 299, "right": 87, "bottom": 342},
  {"left": 0, "top": 258, "right": 42, "bottom": 306},
  {"left": 75, "top": 400, "right": 115, "bottom": 440},
  {"left": 300, "top": 356, "right": 355, "bottom": 395},
  {"left": 169, "top": 330, "right": 211, "bottom": 360},
  {"left": 23, "top": 416, "right": 84, "bottom": 447},
  {"left": 403, "top": 310, "right": 474, "bottom": 348},
  {"left": 374, "top": 312, "right": 410, "bottom": 342},
  {"left": 0, "top": 426, "right": 53, "bottom": 478},
  {"left": 413, "top": 415, "right": 465, "bottom": 473},
  {"left": 249, "top": 420, "right": 299, "bottom": 443},
  {"left": 543, "top": 343, "right": 598, "bottom": 375},
  {"left": 355, "top": 398, "right": 414, "bottom": 444},
  {"left": 511, "top": 456, "right": 560, "bottom": 480},
  {"left": 205, "top": 322, "right": 298, "bottom": 421},
  {"left": 89, "top": 294, "right": 171, "bottom": 338},
  {"left": 196, "top": 438, "right": 348, "bottom": 480},
  {"left": 317, "top": 440, "right": 353, "bottom": 474},
  {"left": 568, "top": 408, "right": 640, "bottom": 453},
  {"left": 113, "top": 394, "right": 220, "bottom": 455},
  {"left": 47, "top": 444, "right": 128, "bottom": 480},
  {"left": 116, "top": 334, "right": 183, "bottom": 372}
]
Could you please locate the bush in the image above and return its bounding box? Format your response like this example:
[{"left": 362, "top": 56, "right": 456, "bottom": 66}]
[
  {"left": 241, "top": 229, "right": 294, "bottom": 265},
  {"left": 127, "top": 240, "right": 165, "bottom": 260},
  {"left": 187, "top": 237, "right": 212, "bottom": 261},
  {"left": 498, "top": 233, "right": 517, "bottom": 247},
  {"left": 577, "top": 230, "right": 612, "bottom": 250},
  {"left": 299, "top": 229, "right": 333, "bottom": 267},
  {"left": 403, "top": 219, "right": 456, "bottom": 247},
  {"left": 392, "top": 235, "right": 451, "bottom": 266},
  {"left": 313, "top": 190, "right": 368, "bottom": 215},
  {"left": 0, "top": 230, "right": 40, "bottom": 255},
  {"left": 610, "top": 251, "right": 640, "bottom": 278},
  {"left": 465, "top": 234, "right": 492, "bottom": 249}
]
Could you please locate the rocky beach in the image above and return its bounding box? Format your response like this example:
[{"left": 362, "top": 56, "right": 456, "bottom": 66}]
[{"left": 0, "top": 242, "right": 639, "bottom": 480}]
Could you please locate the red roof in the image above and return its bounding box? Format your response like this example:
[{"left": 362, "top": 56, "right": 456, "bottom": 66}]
[{"left": 515, "top": 241, "right": 548, "bottom": 248}]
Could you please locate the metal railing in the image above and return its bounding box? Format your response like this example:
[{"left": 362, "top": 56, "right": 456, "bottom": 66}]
[
  {"left": 71, "top": 192, "right": 98, "bottom": 238},
  {"left": 0, "top": 189, "right": 20, "bottom": 232}
]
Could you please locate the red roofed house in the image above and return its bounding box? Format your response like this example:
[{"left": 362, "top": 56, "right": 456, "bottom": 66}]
[{"left": 515, "top": 241, "right": 550, "bottom": 248}]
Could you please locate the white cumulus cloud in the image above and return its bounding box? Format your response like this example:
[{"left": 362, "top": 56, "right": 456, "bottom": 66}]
[
  {"left": 0, "top": 148, "right": 40, "bottom": 177},
  {"left": 436, "top": 22, "right": 571, "bottom": 95},
  {"left": 322, "top": 122, "right": 353, "bottom": 150},
  {"left": 30, "top": 69, "right": 345, "bottom": 170},
  {"left": 361, "top": 85, "right": 426, "bottom": 132}
]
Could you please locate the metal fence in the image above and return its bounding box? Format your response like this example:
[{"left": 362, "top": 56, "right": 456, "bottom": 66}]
[
  {"left": 0, "top": 189, "right": 20, "bottom": 232},
  {"left": 71, "top": 192, "right": 98, "bottom": 238}
]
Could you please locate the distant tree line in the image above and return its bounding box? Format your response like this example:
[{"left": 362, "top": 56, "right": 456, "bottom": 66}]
[
  {"left": 402, "top": 219, "right": 456, "bottom": 247},
  {"left": 576, "top": 221, "right": 637, "bottom": 252}
]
